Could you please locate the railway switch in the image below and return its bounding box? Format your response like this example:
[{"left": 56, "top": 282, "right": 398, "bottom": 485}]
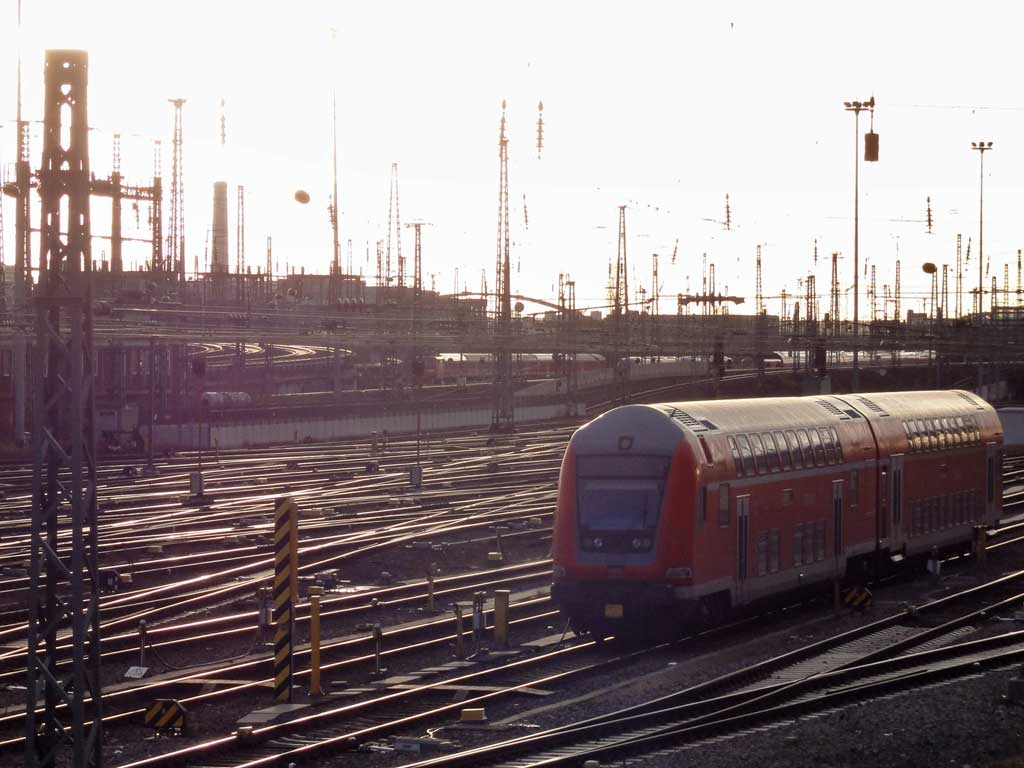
[
  {"left": 493, "top": 590, "right": 511, "bottom": 648},
  {"left": 453, "top": 604, "right": 467, "bottom": 659},
  {"left": 371, "top": 624, "right": 386, "bottom": 679},
  {"left": 308, "top": 587, "right": 323, "bottom": 696}
]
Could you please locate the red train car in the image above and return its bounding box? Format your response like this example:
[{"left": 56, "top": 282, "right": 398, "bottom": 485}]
[{"left": 551, "top": 390, "right": 1003, "bottom": 637}]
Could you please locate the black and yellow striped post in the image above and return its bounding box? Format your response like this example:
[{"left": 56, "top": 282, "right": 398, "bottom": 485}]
[
  {"left": 273, "top": 496, "right": 300, "bottom": 703},
  {"left": 144, "top": 699, "right": 187, "bottom": 735}
]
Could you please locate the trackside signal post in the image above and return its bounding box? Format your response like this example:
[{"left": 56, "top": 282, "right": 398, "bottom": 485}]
[{"left": 273, "top": 497, "right": 299, "bottom": 703}]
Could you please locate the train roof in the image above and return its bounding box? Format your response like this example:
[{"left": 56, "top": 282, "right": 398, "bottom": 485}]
[{"left": 584, "top": 390, "right": 999, "bottom": 438}]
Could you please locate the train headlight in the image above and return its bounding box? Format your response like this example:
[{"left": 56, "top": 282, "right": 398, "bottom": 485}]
[
  {"left": 631, "top": 537, "right": 652, "bottom": 550},
  {"left": 665, "top": 566, "right": 693, "bottom": 581}
]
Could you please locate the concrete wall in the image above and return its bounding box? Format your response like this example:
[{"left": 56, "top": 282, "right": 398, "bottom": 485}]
[{"left": 152, "top": 402, "right": 582, "bottom": 450}]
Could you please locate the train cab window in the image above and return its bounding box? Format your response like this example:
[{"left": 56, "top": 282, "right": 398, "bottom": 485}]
[
  {"left": 829, "top": 427, "right": 843, "bottom": 462},
  {"left": 808, "top": 429, "right": 825, "bottom": 466},
  {"left": 796, "top": 429, "right": 814, "bottom": 466},
  {"left": 820, "top": 428, "right": 836, "bottom": 464},
  {"left": 762, "top": 433, "right": 781, "bottom": 472},
  {"left": 718, "top": 483, "right": 731, "bottom": 527},
  {"left": 785, "top": 431, "right": 803, "bottom": 469},
  {"left": 773, "top": 431, "right": 792, "bottom": 470},
  {"left": 750, "top": 434, "right": 768, "bottom": 474},
  {"left": 697, "top": 486, "right": 707, "bottom": 527},
  {"left": 728, "top": 436, "right": 743, "bottom": 476},
  {"left": 736, "top": 436, "right": 755, "bottom": 476}
]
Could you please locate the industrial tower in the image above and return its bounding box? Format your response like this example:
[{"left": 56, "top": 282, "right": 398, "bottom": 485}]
[
  {"left": 167, "top": 98, "right": 185, "bottom": 276},
  {"left": 492, "top": 101, "right": 513, "bottom": 431},
  {"left": 386, "top": 163, "right": 403, "bottom": 291},
  {"left": 26, "top": 50, "right": 101, "bottom": 768}
]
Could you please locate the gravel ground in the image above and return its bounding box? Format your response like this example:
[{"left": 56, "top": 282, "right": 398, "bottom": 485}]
[{"left": 318, "top": 542, "right": 1024, "bottom": 768}]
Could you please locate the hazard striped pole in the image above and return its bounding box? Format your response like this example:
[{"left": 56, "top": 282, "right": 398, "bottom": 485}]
[{"left": 273, "top": 496, "right": 299, "bottom": 703}]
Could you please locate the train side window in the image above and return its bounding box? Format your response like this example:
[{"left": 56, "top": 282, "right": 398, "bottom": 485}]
[
  {"left": 763, "top": 433, "right": 781, "bottom": 472},
  {"left": 750, "top": 434, "right": 768, "bottom": 474},
  {"left": 829, "top": 427, "right": 843, "bottom": 463},
  {"left": 736, "top": 436, "right": 755, "bottom": 476},
  {"left": 915, "top": 419, "right": 929, "bottom": 450},
  {"left": 849, "top": 470, "right": 859, "bottom": 506},
  {"left": 808, "top": 429, "right": 825, "bottom": 466},
  {"left": 973, "top": 416, "right": 982, "bottom": 443},
  {"left": 793, "top": 524, "right": 804, "bottom": 567},
  {"left": 907, "top": 421, "right": 920, "bottom": 452},
  {"left": 820, "top": 428, "right": 836, "bottom": 464},
  {"left": 943, "top": 418, "right": 959, "bottom": 447},
  {"left": 769, "top": 529, "right": 780, "bottom": 573},
  {"left": 935, "top": 419, "right": 947, "bottom": 450},
  {"left": 718, "top": 483, "right": 731, "bottom": 527},
  {"left": 756, "top": 532, "right": 768, "bottom": 576},
  {"left": 782, "top": 488, "right": 794, "bottom": 506},
  {"left": 785, "top": 431, "right": 803, "bottom": 469},
  {"left": 728, "top": 436, "right": 743, "bottom": 477},
  {"left": 796, "top": 429, "right": 814, "bottom": 466},
  {"left": 814, "top": 520, "right": 825, "bottom": 561},
  {"left": 774, "top": 431, "right": 792, "bottom": 470}
]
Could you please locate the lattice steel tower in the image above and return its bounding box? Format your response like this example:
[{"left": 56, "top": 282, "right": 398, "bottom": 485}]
[
  {"left": 492, "top": 101, "right": 513, "bottom": 431},
  {"left": 167, "top": 98, "right": 185, "bottom": 276},
  {"left": 26, "top": 50, "right": 102, "bottom": 768}
]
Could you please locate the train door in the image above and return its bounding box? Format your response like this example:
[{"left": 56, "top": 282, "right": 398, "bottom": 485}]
[
  {"left": 736, "top": 495, "right": 751, "bottom": 604},
  {"left": 890, "top": 455, "right": 905, "bottom": 552},
  {"left": 877, "top": 462, "right": 890, "bottom": 542},
  {"left": 832, "top": 480, "right": 844, "bottom": 574}
]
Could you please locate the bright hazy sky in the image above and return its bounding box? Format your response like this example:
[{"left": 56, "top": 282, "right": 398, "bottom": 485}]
[{"left": 2, "top": 1, "right": 1024, "bottom": 318}]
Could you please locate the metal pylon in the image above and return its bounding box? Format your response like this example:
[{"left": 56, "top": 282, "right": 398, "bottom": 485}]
[{"left": 25, "top": 50, "right": 102, "bottom": 768}]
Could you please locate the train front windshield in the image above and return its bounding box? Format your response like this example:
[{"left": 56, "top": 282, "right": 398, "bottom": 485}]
[
  {"left": 575, "top": 456, "right": 670, "bottom": 548},
  {"left": 578, "top": 479, "right": 663, "bottom": 530}
]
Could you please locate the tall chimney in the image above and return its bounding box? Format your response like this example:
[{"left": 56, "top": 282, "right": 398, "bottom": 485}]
[{"left": 211, "top": 181, "right": 229, "bottom": 272}]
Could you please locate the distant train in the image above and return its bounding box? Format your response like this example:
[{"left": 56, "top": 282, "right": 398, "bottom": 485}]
[
  {"left": 434, "top": 352, "right": 606, "bottom": 385},
  {"left": 551, "top": 390, "right": 1003, "bottom": 638}
]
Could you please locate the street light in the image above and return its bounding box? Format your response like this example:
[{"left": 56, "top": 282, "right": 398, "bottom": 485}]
[
  {"left": 843, "top": 96, "right": 877, "bottom": 392},
  {"left": 971, "top": 141, "right": 993, "bottom": 316}
]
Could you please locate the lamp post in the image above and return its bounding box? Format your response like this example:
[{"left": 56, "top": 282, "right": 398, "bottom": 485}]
[
  {"left": 971, "top": 141, "right": 993, "bottom": 316},
  {"left": 843, "top": 97, "right": 876, "bottom": 392}
]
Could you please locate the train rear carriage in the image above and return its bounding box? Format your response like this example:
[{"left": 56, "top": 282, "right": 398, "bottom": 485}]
[{"left": 551, "top": 390, "right": 1002, "bottom": 638}]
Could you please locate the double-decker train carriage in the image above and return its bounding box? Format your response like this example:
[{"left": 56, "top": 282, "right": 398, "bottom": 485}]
[{"left": 551, "top": 390, "right": 1003, "bottom": 638}]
